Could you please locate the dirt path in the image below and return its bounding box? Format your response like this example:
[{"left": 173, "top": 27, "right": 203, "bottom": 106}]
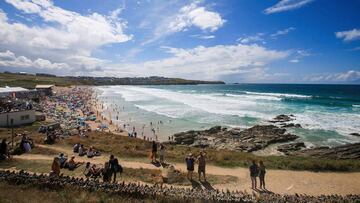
[{"left": 11, "top": 144, "right": 360, "bottom": 196}]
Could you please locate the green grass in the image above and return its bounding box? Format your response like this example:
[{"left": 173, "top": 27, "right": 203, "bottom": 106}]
[
  {"left": 0, "top": 159, "right": 238, "bottom": 186},
  {"left": 2, "top": 123, "right": 360, "bottom": 172},
  {"left": 64, "top": 132, "right": 360, "bottom": 172},
  {"left": 0, "top": 181, "right": 168, "bottom": 203}
]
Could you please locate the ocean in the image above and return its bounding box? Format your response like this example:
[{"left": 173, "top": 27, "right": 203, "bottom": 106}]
[{"left": 96, "top": 84, "right": 360, "bottom": 147}]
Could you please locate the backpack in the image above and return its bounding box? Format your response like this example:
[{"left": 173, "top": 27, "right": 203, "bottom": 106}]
[{"left": 117, "top": 164, "right": 123, "bottom": 174}]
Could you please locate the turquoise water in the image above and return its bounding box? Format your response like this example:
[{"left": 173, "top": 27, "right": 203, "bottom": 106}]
[{"left": 97, "top": 84, "right": 360, "bottom": 146}]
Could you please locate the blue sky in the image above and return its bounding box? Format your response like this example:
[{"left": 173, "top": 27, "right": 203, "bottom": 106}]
[{"left": 0, "top": 0, "right": 359, "bottom": 83}]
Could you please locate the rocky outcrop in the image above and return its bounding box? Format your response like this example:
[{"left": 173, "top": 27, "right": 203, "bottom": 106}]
[
  {"left": 277, "top": 142, "right": 306, "bottom": 155},
  {"left": 173, "top": 125, "right": 298, "bottom": 152},
  {"left": 280, "top": 123, "right": 302, "bottom": 128},
  {"left": 269, "top": 114, "right": 294, "bottom": 123},
  {"left": 350, "top": 133, "right": 360, "bottom": 137},
  {"left": 291, "top": 143, "right": 360, "bottom": 159}
]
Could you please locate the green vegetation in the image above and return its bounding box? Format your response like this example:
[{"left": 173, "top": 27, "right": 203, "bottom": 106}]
[
  {"left": 65, "top": 132, "right": 360, "bottom": 172},
  {"left": 0, "top": 158, "right": 237, "bottom": 186},
  {"left": 1, "top": 122, "right": 360, "bottom": 173},
  {"left": 0, "top": 182, "right": 166, "bottom": 203},
  {"left": 0, "top": 72, "right": 224, "bottom": 89}
]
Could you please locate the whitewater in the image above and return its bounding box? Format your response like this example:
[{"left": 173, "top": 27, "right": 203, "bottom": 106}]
[{"left": 96, "top": 84, "right": 360, "bottom": 147}]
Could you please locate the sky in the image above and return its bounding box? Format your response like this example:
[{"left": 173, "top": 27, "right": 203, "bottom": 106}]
[{"left": 0, "top": 0, "right": 359, "bottom": 84}]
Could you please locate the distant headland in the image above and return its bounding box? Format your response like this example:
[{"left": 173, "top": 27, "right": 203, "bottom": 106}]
[{"left": 0, "top": 71, "right": 225, "bottom": 88}]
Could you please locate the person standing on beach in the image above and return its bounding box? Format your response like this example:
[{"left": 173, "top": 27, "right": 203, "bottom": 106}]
[
  {"left": 151, "top": 141, "right": 157, "bottom": 163},
  {"left": 259, "top": 160, "right": 266, "bottom": 189},
  {"left": 185, "top": 153, "right": 195, "bottom": 180},
  {"left": 197, "top": 152, "right": 206, "bottom": 181},
  {"left": 249, "top": 160, "right": 259, "bottom": 189}
]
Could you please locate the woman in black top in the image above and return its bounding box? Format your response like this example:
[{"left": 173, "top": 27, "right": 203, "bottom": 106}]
[
  {"left": 109, "top": 155, "right": 120, "bottom": 183},
  {"left": 258, "top": 160, "right": 266, "bottom": 189}
]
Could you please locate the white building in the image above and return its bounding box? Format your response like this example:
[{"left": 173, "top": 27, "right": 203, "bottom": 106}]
[{"left": 0, "top": 109, "right": 36, "bottom": 127}]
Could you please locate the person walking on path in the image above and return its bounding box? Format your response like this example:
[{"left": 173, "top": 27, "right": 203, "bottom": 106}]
[
  {"left": 249, "top": 160, "right": 259, "bottom": 190},
  {"left": 197, "top": 152, "right": 206, "bottom": 181},
  {"left": 159, "top": 143, "right": 166, "bottom": 164},
  {"left": 259, "top": 160, "right": 266, "bottom": 190},
  {"left": 109, "top": 155, "right": 122, "bottom": 183},
  {"left": 185, "top": 153, "right": 195, "bottom": 180},
  {"left": 151, "top": 141, "right": 157, "bottom": 163}
]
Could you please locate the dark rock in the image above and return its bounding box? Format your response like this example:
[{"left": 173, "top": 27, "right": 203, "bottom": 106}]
[
  {"left": 270, "top": 114, "right": 294, "bottom": 123},
  {"left": 350, "top": 133, "right": 360, "bottom": 137},
  {"left": 292, "top": 143, "right": 360, "bottom": 159},
  {"left": 281, "top": 123, "right": 302, "bottom": 128},
  {"left": 205, "top": 126, "right": 222, "bottom": 134},
  {"left": 172, "top": 124, "right": 298, "bottom": 152},
  {"left": 277, "top": 142, "right": 306, "bottom": 155}
]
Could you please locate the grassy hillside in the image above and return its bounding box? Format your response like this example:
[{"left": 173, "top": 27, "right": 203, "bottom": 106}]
[{"left": 0, "top": 72, "right": 225, "bottom": 89}]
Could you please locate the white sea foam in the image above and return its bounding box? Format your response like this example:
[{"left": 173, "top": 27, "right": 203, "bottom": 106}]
[
  {"left": 243, "top": 91, "right": 312, "bottom": 99},
  {"left": 98, "top": 85, "right": 360, "bottom": 146},
  {"left": 116, "top": 86, "right": 275, "bottom": 119}
]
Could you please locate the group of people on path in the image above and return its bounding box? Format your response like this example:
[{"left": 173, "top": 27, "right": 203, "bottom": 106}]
[
  {"left": 185, "top": 152, "right": 207, "bottom": 181},
  {"left": 249, "top": 160, "right": 267, "bottom": 190},
  {"left": 51, "top": 153, "right": 122, "bottom": 183}
]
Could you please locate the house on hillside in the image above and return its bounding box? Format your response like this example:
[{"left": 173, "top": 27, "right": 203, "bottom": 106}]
[{"left": 35, "top": 85, "right": 54, "bottom": 96}]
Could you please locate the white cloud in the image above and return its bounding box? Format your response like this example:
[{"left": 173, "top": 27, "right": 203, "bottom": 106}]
[
  {"left": 168, "top": 1, "right": 225, "bottom": 33},
  {"left": 237, "top": 33, "right": 265, "bottom": 44},
  {"left": 142, "top": 1, "right": 225, "bottom": 45},
  {"left": 305, "top": 70, "right": 360, "bottom": 83},
  {"left": 264, "top": 0, "right": 314, "bottom": 14},
  {"left": 191, "top": 34, "right": 215, "bottom": 39},
  {"left": 0, "top": 50, "right": 70, "bottom": 70},
  {"left": 271, "top": 27, "right": 295, "bottom": 38},
  {"left": 289, "top": 59, "right": 299, "bottom": 63},
  {"left": 0, "top": 0, "right": 132, "bottom": 72},
  {"left": 335, "top": 29, "right": 360, "bottom": 42},
  {"left": 101, "top": 44, "right": 289, "bottom": 80}
]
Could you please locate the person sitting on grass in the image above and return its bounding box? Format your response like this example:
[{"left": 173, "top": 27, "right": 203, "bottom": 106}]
[
  {"left": 67, "top": 155, "right": 82, "bottom": 171},
  {"left": 58, "top": 153, "right": 68, "bottom": 168},
  {"left": 258, "top": 160, "right": 266, "bottom": 190},
  {"left": 185, "top": 153, "right": 195, "bottom": 180},
  {"left": 73, "top": 143, "right": 80, "bottom": 153},
  {"left": 249, "top": 160, "right": 259, "bottom": 190},
  {"left": 50, "top": 157, "right": 61, "bottom": 176},
  {"left": 83, "top": 162, "right": 92, "bottom": 178},
  {"left": 78, "top": 144, "right": 86, "bottom": 156},
  {"left": 87, "top": 146, "right": 101, "bottom": 158},
  {"left": 0, "top": 139, "right": 10, "bottom": 160}
]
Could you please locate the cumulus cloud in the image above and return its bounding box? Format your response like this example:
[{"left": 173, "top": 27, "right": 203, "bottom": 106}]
[
  {"left": 264, "top": 0, "right": 314, "bottom": 14},
  {"left": 100, "top": 44, "right": 289, "bottom": 80},
  {"left": 237, "top": 33, "right": 265, "bottom": 44},
  {"left": 0, "top": 50, "right": 70, "bottom": 70},
  {"left": 143, "top": 1, "right": 225, "bottom": 45},
  {"left": 168, "top": 1, "right": 225, "bottom": 32},
  {"left": 305, "top": 70, "right": 360, "bottom": 83},
  {"left": 0, "top": 0, "right": 131, "bottom": 72},
  {"left": 335, "top": 29, "right": 360, "bottom": 42},
  {"left": 271, "top": 27, "right": 295, "bottom": 38}
]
